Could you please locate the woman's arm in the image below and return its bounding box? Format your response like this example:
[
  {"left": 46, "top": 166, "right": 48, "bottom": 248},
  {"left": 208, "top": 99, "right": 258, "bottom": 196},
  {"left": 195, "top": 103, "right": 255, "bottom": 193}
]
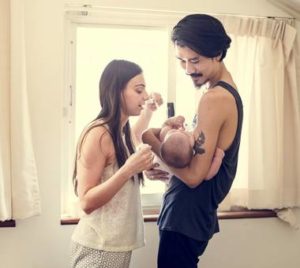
[{"left": 76, "top": 126, "right": 153, "bottom": 214}]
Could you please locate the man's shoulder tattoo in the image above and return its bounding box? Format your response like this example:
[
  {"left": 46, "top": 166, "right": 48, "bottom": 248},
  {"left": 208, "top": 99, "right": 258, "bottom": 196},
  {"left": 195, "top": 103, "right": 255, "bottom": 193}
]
[{"left": 193, "top": 131, "right": 206, "bottom": 155}]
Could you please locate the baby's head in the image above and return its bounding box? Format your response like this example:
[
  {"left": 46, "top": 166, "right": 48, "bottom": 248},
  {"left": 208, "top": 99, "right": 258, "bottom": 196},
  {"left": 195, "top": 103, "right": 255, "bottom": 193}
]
[{"left": 160, "top": 129, "right": 194, "bottom": 168}]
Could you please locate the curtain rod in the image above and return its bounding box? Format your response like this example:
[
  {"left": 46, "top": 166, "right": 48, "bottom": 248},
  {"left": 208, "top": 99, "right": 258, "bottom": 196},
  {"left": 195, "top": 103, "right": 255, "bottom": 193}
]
[{"left": 64, "top": 4, "right": 295, "bottom": 20}]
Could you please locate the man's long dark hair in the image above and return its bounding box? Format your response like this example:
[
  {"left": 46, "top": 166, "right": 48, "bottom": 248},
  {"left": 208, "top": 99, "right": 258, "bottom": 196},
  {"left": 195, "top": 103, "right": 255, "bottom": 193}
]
[
  {"left": 172, "top": 14, "right": 231, "bottom": 61},
  {"left": 73, "top": 59, "right": 144, "bottom": 195}
]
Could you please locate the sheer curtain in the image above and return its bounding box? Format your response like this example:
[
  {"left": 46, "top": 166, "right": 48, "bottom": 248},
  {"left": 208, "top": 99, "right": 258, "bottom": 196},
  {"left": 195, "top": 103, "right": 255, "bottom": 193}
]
[
  {"left": 0, "top": 0, "right": 41, "bottom": 221},
  {"left": 217, "top": 16, "right": 300, "bottom": 216},
  {"left": 0, "top": 0, "right": 12, "bottom": 221}
]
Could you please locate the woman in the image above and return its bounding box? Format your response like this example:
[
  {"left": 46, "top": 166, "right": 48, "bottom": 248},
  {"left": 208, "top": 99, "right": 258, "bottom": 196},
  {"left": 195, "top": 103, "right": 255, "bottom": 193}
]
[{"left": 70, "top": 59, "right": 160, "bottom": 268}]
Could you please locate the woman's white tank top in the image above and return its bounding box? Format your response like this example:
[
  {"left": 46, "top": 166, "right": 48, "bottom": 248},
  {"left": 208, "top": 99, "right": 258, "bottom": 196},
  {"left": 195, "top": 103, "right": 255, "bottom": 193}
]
[{"left": 71, "top": 129, "right": 145, "bottom": 251}]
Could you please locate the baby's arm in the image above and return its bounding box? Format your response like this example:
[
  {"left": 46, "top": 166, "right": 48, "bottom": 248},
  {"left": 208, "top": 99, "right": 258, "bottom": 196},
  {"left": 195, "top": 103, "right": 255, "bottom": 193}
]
[
  {"left": 142, "top": 128, "right": 163, "bottom": 156},
  {"left": 205, "top": 147, "right": 225, "bottom": 180}
]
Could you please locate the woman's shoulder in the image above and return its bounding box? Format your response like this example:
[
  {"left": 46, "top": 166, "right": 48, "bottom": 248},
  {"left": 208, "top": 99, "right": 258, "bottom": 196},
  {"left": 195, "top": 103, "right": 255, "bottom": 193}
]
[
  {"left": 79, "top": 122, "right": 115, "bottom": 162},
  {"left": 78, "top": 120, "right": 112, "bottom": 149},
  {"left": 85, "top": 123, "right": 111, "bottom": 143}
]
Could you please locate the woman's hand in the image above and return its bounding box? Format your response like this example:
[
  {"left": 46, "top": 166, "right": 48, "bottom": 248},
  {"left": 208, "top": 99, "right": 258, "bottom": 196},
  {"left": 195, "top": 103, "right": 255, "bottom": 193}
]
[
  {"left": 124, "top": 144, "right": 154, "bottom": 175},
  {"left": 145, "top": 92, "right": 163, "bottom": 112}
]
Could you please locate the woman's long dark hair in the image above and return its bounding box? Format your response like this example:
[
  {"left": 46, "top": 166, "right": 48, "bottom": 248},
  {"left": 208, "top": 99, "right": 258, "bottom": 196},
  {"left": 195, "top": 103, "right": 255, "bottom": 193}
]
[{"left": 73, "top": 60, "right": 144, "bottom": 195}]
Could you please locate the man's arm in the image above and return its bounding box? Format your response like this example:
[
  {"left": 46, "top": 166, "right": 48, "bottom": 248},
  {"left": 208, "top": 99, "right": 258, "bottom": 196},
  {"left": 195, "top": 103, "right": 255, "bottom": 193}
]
[
  {"left": 168, "top": 90, "right": 228, "bottom": 188},
  {"left": 205, "top": 147, "right": 225, "bottom": 180}
]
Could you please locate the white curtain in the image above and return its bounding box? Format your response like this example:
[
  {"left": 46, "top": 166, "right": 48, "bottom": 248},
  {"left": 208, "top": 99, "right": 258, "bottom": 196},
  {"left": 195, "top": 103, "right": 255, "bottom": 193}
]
[
  {"left": 0, "top": 0, "right": 41, "bottom": 221},
  {"left": 0, "top": 0, "right": 12, "bottom": 221},
  {"left": 218, "top": 16, "right": 300, "bottom": 212}
]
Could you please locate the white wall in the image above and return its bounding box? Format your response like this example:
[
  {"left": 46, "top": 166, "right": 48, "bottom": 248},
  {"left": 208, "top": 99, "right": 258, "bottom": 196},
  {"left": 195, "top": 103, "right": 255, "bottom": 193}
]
[{"left": 1, "top": 1, "right": 300, "bottom": 267}]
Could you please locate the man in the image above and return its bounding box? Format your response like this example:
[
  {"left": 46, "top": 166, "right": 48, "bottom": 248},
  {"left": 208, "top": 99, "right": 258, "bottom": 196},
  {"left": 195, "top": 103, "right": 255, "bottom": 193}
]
[{"left": 142, "top": 14, "right": 243, "bottom": 268}]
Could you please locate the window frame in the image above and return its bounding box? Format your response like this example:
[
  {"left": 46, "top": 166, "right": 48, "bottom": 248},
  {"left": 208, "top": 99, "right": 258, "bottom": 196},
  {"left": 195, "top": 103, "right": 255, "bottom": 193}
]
[
  {"left": 60, "top": 209, "right": 277, "bottom": 225},
  {"left": 62, "top": 8, "right": 186, "bottom": 219},
  {"left": 60, "top": 7, "right": 283, "bottom": 223}
]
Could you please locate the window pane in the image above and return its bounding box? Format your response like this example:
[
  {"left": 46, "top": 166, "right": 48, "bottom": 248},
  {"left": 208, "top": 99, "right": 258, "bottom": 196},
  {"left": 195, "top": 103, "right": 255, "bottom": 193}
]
[
  {"left": 75, "top": 26, "right": 169, "bottom": 140},
  {"left": 175, "top": 63, "right": 199, "bottom": 127},
  {"left": 74, "top": 26, "right": 169, "bottom": 206}
]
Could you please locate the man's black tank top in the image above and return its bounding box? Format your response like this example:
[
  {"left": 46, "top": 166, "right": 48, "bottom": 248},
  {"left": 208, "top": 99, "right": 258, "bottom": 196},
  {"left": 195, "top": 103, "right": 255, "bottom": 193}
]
[{"left": 157, "top": 81, "right": 243, "bottom": 241}]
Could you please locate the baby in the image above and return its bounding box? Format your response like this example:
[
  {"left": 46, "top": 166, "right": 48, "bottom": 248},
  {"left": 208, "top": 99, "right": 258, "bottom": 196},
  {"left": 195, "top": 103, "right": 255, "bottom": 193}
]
[
  {"left": 143, "top": 119, "right": 224, "bottom": 180},
  {"left": 159, "top": 125, "right": 194, "bottom": 168}
]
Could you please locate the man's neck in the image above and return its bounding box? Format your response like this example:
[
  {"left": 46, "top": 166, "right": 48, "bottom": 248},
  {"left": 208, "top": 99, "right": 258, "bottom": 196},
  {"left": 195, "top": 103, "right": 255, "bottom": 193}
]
[{"left": 207, "top": 62, "right": 227, "bottom": 89}]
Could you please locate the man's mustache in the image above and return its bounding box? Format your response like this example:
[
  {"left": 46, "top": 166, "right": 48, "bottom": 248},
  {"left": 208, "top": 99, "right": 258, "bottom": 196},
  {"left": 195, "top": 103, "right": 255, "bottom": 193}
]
[{"left": 190, "top": 73, "right": 202, "bottom": 78}]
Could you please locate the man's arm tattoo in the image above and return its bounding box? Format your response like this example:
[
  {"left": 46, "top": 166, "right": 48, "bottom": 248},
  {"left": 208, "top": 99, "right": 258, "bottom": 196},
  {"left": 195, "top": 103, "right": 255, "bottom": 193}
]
[{"left": 193, "top": 131, "right": 206, "bottom": 155}]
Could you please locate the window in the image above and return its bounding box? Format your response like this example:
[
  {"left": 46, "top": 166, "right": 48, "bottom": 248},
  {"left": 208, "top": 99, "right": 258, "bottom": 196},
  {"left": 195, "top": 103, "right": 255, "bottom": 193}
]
[
  {"left": 61, "top": 11, "right": 239, "bottom": 219},
  {"left": 61, "top": 14, "right": 191, "bottom": 218},
  {"left": 62, "top": 9, "right": 300, "bottom": 221}
]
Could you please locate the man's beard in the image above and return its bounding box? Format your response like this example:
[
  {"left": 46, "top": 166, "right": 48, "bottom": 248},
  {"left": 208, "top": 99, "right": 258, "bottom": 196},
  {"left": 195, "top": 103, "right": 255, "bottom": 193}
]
[{"left": 190, "top": 73, "right": 207, "bottom": 88}]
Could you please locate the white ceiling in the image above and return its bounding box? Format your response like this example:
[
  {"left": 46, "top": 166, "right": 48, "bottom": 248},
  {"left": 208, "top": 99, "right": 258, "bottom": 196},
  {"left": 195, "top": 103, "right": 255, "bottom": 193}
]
[
  {"left": 268, "top": 0, "right": 300, "bottom": 19},
  {"left": 289, "top": 0, "right": 300, "bottom": 9}
]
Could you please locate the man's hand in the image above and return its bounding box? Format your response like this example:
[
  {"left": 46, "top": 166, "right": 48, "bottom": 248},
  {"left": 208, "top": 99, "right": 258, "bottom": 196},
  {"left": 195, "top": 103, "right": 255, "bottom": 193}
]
[{"left": 144, "top": 164, "right": 170, "bottom": 181}]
